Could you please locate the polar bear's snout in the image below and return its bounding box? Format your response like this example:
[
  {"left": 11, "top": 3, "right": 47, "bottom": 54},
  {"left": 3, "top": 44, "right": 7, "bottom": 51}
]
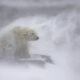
[
  {"left": 31, "top": 36, "right": 39, "bottom": 41},
  {"left": 36, "top": 36, "right": 39, "bottom": 40}
]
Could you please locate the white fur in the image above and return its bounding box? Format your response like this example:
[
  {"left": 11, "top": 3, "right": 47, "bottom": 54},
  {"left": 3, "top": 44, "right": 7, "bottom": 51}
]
[{"left": 0, "top": 26, "right": 39, "bottom": 59}]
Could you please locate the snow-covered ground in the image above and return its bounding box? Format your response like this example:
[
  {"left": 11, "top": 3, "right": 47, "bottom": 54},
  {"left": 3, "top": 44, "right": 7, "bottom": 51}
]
[{"left": 0, "top": 10, "right": 80, "bottom": 80}]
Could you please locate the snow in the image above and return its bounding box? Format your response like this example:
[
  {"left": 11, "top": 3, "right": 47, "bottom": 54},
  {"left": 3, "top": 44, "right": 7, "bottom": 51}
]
[{"left": 0, "top": 10, "right": 80, "bottom": 80}]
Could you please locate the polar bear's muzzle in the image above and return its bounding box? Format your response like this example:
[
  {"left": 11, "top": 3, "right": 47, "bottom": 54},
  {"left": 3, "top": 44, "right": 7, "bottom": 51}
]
[
  {"left": 28, "top": 35, "right": 39, "bottom": 41},
  {"left": 36, "top": 36, "right": 39, "bottom": 40}
]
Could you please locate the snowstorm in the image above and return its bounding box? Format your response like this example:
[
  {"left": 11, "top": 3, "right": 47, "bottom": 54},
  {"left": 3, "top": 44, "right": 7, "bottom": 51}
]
[{"left": 0, "top": 0, "right": 80, "bottom": 80}]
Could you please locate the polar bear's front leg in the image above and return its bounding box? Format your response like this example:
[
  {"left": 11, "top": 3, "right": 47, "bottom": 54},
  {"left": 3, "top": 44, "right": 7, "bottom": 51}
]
[{"left": 14, "top": 38, "right": 31, "bottom": 59}]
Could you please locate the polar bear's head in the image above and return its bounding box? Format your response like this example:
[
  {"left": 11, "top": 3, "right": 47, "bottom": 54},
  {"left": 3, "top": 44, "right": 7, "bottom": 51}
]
[
  {"left": 13, "top": 26, "right": 39, "bottom": 41},
  {"left": 25, "top": 29, "right": 39, "bottom": 41}
]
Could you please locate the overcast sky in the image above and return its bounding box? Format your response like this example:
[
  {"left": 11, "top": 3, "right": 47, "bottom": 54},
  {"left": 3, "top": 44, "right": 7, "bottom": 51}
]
[{"left": 0, "top": 0, "right": 80, "bottom": 7}]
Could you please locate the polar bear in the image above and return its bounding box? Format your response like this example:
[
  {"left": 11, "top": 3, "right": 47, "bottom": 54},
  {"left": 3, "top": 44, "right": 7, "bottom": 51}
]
[{"left": 0, "top": 26, "right": 39, "bottom": 59}]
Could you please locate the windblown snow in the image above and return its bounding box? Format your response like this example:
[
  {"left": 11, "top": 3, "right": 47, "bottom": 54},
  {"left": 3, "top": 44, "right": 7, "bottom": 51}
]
[{"left": 0, "top": 10, "right": 80, "bottom": 80}]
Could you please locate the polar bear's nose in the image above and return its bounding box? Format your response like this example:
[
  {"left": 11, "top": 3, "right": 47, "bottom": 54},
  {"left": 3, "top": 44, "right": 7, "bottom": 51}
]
[{"left": 36, "top": 36, "right": 39, "bottom": 40}]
